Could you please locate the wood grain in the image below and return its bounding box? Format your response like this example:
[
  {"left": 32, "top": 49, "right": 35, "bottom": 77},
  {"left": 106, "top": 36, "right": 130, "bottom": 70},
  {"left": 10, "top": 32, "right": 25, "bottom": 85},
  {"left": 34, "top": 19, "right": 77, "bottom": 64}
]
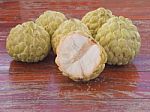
[{"left": 0, "top": 0, "right": 150, "bottom": 112}]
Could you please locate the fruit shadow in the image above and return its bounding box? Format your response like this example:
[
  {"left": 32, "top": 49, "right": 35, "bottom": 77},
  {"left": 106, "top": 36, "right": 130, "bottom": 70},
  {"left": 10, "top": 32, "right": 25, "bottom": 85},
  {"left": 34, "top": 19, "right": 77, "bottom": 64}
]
[
  {"left": 54, "top": 63, "right": 140, "bottom": 100},
  {"left": 8, "top": 52, "right": 140, "bottom": 100},
  {"left": 8, "top": 51, "right": 58, "bottom": 100}
]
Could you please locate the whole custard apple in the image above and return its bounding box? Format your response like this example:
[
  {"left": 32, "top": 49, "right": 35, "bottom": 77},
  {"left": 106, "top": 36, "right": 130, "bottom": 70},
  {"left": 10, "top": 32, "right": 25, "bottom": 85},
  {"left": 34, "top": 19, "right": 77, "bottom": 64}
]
[
  {"left": 82, "top": 8, "right": 113, "bottom": 38},
  {"left": 51, "top": 18, "right": 91, "bottom": 53},
  {"left": 95, "top": 16, "right": 141, "bottom": 65},
  {"left": 6, "top": 21, "right": 50, "bottom": 62},
  {"left": 35, "top": 10, "right": 67, "bottom": 36}
]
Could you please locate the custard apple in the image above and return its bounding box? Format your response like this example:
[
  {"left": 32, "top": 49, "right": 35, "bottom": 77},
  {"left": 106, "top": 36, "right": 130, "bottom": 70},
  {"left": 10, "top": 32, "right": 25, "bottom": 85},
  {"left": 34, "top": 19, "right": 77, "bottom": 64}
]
[
  {"left": 82, "top": 7, "right": 113, "bottom": 38},
  {"left": 6, "top": 21, "right": 50, "bottom": 62},
  {"left": 55, "top": 31, "right": 107, "bottom": 81},
  {"left": 52, "top": 18, "right": 91, "bottom": 53},
  {"left": 35, "top": 10, "right": 67, "bottom": 36},
  {"left": 95, "top": 16, "right": 141, "bottom": 65}
]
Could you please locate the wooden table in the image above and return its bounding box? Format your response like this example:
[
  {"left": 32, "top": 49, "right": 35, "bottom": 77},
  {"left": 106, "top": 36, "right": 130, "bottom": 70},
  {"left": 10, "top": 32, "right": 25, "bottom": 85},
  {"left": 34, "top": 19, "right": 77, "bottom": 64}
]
[{"left": 0, "top": 0, "right": 150, "bottom": 112}]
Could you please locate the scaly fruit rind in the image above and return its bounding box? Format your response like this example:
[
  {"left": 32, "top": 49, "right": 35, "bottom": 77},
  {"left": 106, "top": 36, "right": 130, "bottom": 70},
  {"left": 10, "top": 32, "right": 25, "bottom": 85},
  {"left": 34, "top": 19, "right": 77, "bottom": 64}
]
[
  {"left": 6, "top": 21, "right": 50, "bottom": 62},
  {"left": 82, "top": 7, "right": 113, "bottom": 38},
  {"left": 35, "top": 10, "right": 67, "bottom": 36},
  {"left": 95, "top": 16, "right": 141, "bottom": 65}
]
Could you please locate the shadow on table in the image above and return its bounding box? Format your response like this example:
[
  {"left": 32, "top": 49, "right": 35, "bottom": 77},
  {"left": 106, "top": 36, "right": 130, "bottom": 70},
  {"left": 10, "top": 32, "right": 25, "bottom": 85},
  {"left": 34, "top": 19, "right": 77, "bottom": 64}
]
[
  {"left": 53, "top": 63, "right": 140, "bottom": 100},
  {"left": 8, "top": 52, "right": 59, "bottom": 100},
  {"left": 8, "top": 54, "right": 140, "bottom": 100}
]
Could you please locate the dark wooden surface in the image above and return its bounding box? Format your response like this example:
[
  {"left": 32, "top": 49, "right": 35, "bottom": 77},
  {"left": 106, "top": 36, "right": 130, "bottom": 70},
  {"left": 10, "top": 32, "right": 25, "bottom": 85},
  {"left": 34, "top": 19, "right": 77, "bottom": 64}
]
[{"left": 0, "top": 0, "right": 150, "bottom": 112}]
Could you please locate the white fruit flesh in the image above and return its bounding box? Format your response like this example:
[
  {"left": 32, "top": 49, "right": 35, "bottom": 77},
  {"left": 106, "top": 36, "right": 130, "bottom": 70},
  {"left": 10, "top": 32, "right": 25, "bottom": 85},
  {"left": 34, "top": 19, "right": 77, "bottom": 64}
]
[{"left": 55, "top": 33, "right": 101, "bottom": 81}]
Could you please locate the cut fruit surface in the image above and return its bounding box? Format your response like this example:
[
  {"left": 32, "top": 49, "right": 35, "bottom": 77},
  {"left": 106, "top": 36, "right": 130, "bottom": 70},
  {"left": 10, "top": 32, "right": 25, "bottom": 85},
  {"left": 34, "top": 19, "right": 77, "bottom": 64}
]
[{"left": 55, "top": 32, "right": 107, "bottom": 81}]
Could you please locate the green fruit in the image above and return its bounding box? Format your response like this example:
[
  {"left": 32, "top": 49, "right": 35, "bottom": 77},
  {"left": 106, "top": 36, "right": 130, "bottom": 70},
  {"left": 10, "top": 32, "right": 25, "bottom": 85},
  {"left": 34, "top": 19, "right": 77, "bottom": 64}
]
[
  {"left": 35, "top": 10, "right": 67, "bottom": 36},
  {"left": 6, "top": 21, "right": 50, "bottom": 62},
  {"left": 55, "top": 31, "right": 107, "bottom": 81},
  {"left": 95, "top": 16, "right": 141, "bottom": 65},
  {"left": 52, "top": 18, "right": 91, "bottom": 53},
  {"left": 82, "top": 7, "right": 113, "bottom": 38}
]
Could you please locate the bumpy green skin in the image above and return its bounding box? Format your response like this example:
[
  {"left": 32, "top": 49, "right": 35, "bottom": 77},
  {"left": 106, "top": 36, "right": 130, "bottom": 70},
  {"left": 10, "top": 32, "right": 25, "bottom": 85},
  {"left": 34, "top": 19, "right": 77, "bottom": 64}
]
[
  {"left": 56, "top": 32, "right": 107, "bottom": 81},
  {"left": 82, "top": 8, "right": 113, "bottom": 38},
  {"left": 6, "top": 21, "right": 50, "bottom": 62},
  {"left": 95, "top": 16, "right": 141, "bottom": 65},
  {"left": 35, "top": 10, "right": 67, "bottom": 36},
  {"left": 52, "top": 18, "right": 91, "bottom": 53}
]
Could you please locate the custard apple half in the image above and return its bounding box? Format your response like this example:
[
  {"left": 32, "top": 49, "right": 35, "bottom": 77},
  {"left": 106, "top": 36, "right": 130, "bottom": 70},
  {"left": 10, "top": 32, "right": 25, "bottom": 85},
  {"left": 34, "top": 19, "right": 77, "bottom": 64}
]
[
  {"left": 35, "top": 10, "right": 67, "bottom": 36},
  {"left": 55, "top": 31, "right": 107, "bottom": 81},
  {"left": 6, "top": 21, "right": 50, "bottom": 62},
  {"left": 95, "top": 16, "right": 141, "bottom": 65},
  {"left": 51, "top": 18, "right": 91, "bottom": 53},
  {"left": 82, "top": 8, "right": 113, "bottom": 38}
]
